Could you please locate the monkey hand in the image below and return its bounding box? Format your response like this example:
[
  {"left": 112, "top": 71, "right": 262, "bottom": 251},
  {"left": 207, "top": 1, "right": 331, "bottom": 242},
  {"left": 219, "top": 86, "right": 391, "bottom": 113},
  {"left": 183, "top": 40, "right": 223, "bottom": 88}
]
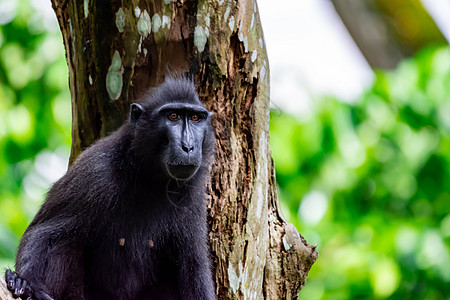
[{"left": 5, "top": 269, "right": 53, "bottom": 300}]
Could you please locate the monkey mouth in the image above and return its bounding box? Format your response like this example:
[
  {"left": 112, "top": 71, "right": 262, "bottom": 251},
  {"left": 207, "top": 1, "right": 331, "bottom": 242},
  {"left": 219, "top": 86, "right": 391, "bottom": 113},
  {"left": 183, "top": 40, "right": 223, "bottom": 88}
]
[{"left": 166, "top": 164, "right": 199, "bottom": 180}]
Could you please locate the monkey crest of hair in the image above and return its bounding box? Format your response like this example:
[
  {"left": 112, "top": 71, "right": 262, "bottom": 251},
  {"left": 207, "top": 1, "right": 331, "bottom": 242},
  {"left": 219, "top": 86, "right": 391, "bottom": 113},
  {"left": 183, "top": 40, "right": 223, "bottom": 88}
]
[{"left": 5, "top": 78, "right": 216, "bottom": 300}]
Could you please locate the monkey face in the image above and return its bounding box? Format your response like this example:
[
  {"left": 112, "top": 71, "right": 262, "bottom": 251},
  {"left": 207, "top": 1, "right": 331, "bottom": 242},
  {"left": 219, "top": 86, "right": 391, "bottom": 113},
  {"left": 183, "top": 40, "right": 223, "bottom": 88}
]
[
  {"left": 158, "top": 103, "right": 211, "bottom": 180},
  {"left": 131, "top": 101, "right": 212, "bottom": 181}
]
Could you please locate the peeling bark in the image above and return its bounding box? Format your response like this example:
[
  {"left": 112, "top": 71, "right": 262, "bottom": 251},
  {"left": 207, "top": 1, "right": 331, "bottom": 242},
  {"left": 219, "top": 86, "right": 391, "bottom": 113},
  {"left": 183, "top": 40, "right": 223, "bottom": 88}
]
[{"left": 46, "top": 0, "right": 318, "bottom": 299}]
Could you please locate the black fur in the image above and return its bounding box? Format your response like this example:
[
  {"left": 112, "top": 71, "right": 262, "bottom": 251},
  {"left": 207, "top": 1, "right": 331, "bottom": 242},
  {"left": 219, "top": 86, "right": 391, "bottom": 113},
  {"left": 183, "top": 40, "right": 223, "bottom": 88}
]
[{"left": 5, "top": 78, "right": 216, "bottom": 300}]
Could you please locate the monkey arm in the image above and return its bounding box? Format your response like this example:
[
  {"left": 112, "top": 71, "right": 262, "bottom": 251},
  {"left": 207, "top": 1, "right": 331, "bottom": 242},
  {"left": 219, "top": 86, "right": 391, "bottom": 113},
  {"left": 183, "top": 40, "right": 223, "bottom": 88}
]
[
  {"left": 13, "top": 218, "right": 86, "bottom": 300},
  {"left": 173, "top": 217, "right": 216, "bottom": 300},
  {"left": 177, "top": 241, "right": 215, "bottom": 299},
  {"left": 11, "top": 143, "right": 124, "bottom": 300}
]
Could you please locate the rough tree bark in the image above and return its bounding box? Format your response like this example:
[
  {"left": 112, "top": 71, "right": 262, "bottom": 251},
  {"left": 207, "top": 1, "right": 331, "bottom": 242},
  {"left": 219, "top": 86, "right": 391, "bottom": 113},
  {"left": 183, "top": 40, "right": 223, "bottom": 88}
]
[
  {"left": 331, "top": 0, "right": 446, "bottom": 69},
  {"left": 0, "top": 278, "right": 14, "bottom": 300},
  {"left": 1, "top": 0, "right": 317, "bottom": 299}
]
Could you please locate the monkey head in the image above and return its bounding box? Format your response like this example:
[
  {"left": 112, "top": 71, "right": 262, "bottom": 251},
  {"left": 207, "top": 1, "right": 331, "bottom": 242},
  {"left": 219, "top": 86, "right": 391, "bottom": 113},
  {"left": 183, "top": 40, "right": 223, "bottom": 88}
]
[{"left": 130, "top": 79, "right": 213, "bottom": 181}]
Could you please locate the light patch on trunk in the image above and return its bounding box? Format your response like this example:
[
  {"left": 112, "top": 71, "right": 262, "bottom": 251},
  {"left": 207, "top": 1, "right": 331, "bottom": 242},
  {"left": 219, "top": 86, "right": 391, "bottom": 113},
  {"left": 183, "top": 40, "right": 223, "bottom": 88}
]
[
  {"left": 254, "top": 130, "right": 267, "bottom": 220},
  {"left": 224, "top": 7, "right": 231, "bottom": 21},
  {"left": 106, "top": 51, "right": 123, "bottom": 100},
  {"left": 251, "top": 50, "right": 257, "bottom": 62},
  {"left": 134, "top": 6, "right": 141, "bottom": 18},
  {"left": 227, "top": 261, "right": 249, "bottom": 295},
  {"left": 84, "top": 0, "right": 89, "bottom": 18},
  {"left": 68, "top": 18, "right": 73, "bottom": 38},
  {"left": 194, "top": 26, "right": 207, "bottom": 52},
  {"left": 227, "top": 261, "right": 240, "bottom": 293},
  {"left": 115, "top": 8, "right": 125, "bottom": 33},
  {"left": 152, "top": 14, "right": 162, "bottom": 32},
  {"left": 162, "top": 15, "right": 171, "bottom": 29},
  {"left": 205, "top": 13, "right": 210, "bottom": 27},
  {"left": 137, "top": 10, "right": 151, "bottom": 37},
  {"left": 260, "top": 60, "right": 267, "bottom": 81},
  {"left": 228, "top": 16, "right": 235, "bottom": 31}
]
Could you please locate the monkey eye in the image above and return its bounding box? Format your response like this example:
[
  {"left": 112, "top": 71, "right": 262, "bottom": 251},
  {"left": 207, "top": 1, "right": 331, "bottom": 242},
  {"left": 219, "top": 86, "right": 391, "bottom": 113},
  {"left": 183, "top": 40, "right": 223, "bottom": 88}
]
[
  {"left": 191, "top": 115, "right": 199, "bottom": 121},
  {"left": 168, "top": 113, "right": 180, "bottom": 120}
]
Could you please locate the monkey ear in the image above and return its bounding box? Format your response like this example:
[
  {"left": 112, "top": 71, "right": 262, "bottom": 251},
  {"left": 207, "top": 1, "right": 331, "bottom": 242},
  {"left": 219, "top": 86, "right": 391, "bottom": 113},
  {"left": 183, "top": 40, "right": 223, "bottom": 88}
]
[{"left": 130, "top": 103, "right": 144, "bottom": 124}]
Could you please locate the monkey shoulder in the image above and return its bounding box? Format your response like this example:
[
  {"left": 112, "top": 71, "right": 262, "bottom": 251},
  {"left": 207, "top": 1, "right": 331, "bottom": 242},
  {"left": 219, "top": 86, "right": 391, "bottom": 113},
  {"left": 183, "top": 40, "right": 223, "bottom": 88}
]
[
  {"left": 62, "top": 127, "right": 133, "bottom": 191},
  {"left": 31, "top": 126, "right": 134, "bottom": 225}
]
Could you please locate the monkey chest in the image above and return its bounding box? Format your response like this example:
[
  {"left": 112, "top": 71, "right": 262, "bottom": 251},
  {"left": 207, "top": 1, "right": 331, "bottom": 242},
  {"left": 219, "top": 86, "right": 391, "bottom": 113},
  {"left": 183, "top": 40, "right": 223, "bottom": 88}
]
[
  {"left": 87, "top": 220, "right": 175, "bottom": 273},
  {"left": 90, "top": 224, "right": 164, "bottom": 264},
  {"left": 85, "top": 230, "right": 168, "bottom": 297}
]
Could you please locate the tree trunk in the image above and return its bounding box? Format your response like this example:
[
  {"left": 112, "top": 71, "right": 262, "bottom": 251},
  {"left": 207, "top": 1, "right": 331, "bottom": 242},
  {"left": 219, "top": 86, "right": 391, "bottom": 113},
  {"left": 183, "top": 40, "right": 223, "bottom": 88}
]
[
  {"left": 331, "top": 0, "right": 446, "bottom": 69},
  {"left": 1, "top": 0, "right": 318, "bottom": 299}
]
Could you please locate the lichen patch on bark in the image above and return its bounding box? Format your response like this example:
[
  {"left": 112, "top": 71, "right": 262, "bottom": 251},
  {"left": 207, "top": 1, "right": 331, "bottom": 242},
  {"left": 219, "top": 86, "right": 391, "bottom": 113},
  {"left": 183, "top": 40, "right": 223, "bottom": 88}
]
[
  {"left": 194, "top": 26, "right": 207, "bottom": 52},
  {"left": 115, "top": 8, "right": 125, "bottom": 33},
  {"left": 152, "top": 14, "right": 162, "bottom": 32},
  {"left": 106, "top": 51, "right": 123, "bottom": 100},
  {"left": 84, "top": 0, "right": 89, "bottom": 18},
  {"left": 137, "top": 10, "right": 151, "bottom": 37}
]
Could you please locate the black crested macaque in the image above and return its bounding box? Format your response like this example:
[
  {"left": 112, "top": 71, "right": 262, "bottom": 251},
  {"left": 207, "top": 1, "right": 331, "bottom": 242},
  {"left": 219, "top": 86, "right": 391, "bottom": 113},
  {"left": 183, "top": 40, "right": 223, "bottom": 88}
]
[{"left": 5, "top": 78, "right": 216, "bottom": 300}]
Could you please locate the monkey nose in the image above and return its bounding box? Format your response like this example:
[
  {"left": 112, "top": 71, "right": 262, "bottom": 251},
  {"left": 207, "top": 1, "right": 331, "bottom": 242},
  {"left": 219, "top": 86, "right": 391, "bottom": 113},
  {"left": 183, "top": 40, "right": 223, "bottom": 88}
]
[{"left": 181, "top": 144, "right": 194, "bottom": 153}]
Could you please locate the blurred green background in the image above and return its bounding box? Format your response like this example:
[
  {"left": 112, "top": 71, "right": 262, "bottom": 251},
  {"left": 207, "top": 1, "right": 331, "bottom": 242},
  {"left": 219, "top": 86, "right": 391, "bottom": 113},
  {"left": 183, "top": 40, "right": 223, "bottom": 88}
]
[
  {"left": 0, "top": 0, "right": 71, "bottom": 267},
  {"left": 0, "top": 0, "right": 449, "bottom": 299},
  {"left": 277, "top": 47, "right": 450, "bottom": 299}
]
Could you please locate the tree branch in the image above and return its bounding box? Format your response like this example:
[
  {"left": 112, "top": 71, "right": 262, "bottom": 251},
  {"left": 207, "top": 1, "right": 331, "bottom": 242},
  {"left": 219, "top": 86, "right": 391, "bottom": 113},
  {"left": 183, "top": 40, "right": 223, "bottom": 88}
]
[{"left": 0, "top": 277, "right": 15, "bottom": 300}]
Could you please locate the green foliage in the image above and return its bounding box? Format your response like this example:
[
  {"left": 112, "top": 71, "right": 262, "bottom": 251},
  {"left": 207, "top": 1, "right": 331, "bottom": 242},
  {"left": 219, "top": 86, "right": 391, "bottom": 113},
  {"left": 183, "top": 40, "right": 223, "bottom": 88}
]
[
  {"left": 271, "top": 47, "right": 450, "bottom": 299},
  {"left": 0, "top": 0, "right": 71, "bottom": 268}
]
